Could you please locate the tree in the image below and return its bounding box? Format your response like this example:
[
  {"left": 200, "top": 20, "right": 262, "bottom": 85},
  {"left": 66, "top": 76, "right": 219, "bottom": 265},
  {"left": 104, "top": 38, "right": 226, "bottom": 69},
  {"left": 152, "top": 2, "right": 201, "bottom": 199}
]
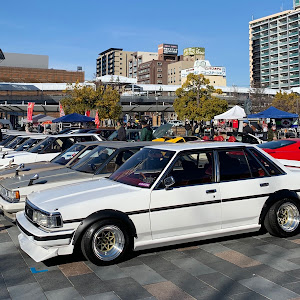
[
  {"left": 249, "top": 83, "right": 272, "bottom": 113},
  {"left": 272, "top": 91, "right": 300, "bottom": 114},
  {"left": 61, "top": 82, "right": 122, "bottom": 120},
  {"left": 173, "top": 74, "right": 228, "bottom": 121}
]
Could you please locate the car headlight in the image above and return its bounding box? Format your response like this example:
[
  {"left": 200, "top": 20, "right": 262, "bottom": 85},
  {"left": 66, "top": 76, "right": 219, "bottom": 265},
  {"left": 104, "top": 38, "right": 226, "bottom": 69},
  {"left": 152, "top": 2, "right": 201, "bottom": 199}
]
[{"left": 32, "top": 210, "right": 63, "bottom": 229}]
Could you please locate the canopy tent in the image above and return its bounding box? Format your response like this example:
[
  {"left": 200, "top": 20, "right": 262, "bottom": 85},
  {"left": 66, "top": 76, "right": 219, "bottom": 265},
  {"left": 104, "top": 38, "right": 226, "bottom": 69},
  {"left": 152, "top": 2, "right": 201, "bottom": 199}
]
[
  {"left": 38, "top": 115, "right": 56, "bottom": 122},
  {"left": 247, "top": 106, "right": 298, "bottom": 119},
  {"left": 22, "top": 114, "right": 46, "bottom": 123},
  {"left": 214, "top": 105, "right": 246, "bottom": 120},
  {"left": 52, "top": 113, "right": 94, "bottom": 123}
]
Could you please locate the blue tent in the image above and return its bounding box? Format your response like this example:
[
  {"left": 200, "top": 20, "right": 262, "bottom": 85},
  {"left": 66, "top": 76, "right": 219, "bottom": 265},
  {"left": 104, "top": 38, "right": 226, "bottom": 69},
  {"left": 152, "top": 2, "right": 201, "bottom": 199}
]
[
  {"left": 52, "top": 113, "right": 94, "bottom": 123},
  {"left": 247, "top": 106, "right": 298, "bottom": 119}
]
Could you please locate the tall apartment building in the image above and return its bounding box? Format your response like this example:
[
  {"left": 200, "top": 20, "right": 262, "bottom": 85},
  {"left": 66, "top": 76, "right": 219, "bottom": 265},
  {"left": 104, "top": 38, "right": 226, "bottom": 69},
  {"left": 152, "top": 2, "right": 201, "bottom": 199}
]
[
  {"left": 96, "top": 48, "right": 133, "bottom": 77},
  {"left": 249, "top": 2, "right": 300, "bottom": 89},
  {"left": 128, "top": 51, "right": 158, "bottom": 78},
  {"left": 137, "top": 60, "right": 170, "bottom": 84}
]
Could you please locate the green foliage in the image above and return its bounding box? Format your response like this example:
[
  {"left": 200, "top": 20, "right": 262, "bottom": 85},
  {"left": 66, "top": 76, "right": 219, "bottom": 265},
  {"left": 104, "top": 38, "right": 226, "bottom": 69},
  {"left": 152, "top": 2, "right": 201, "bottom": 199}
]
[
  {"left": 272, "top": 91, "right": 300, "bottom": 114},
  {"left": 174, "top": 74, "right": 228, "bottom": 121},
  {"left": 61, "top": 82, "right": 122, "bottom": 120}
]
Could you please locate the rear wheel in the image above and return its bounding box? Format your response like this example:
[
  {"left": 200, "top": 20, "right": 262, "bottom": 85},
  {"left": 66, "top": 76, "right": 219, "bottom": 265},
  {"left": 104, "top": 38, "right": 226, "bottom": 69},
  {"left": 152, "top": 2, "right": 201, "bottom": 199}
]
[
  {"left": 264, "top": 199, "right": 300, "bottom": 237},
  {"left": 81, "top": 219, "right": 131, "bottom": 265}
]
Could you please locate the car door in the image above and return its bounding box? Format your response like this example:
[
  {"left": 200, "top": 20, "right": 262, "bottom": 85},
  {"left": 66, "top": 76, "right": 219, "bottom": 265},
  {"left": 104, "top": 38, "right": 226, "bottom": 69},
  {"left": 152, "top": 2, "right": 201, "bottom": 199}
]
[
  {"left": 218, "top": 147, "right": 282, "bottom": 229},
  {"left": 150, "top": 150, "right": 221, "bottom": 240}
]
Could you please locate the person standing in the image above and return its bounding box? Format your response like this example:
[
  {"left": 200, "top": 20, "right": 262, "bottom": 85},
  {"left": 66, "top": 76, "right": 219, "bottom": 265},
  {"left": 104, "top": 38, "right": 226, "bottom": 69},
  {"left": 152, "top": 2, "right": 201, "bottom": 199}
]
[
  {"left": 117, "top": 122, "right": 126, "bottom": 141},
  {"left": 141, "top": 120, "right": 153, "bottom": 141},
  {"left": 242, "top": 120, "right": 254, "bottom": 135},
  {"left": 185, "top": 120, "right": 192, "bottom": 136}
]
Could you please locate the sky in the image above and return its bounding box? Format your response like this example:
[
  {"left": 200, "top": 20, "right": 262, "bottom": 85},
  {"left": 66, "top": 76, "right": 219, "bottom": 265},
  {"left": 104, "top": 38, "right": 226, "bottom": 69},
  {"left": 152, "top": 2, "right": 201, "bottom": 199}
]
[{"left": 1, "top": 0, "right": 295, "bottom": 87}]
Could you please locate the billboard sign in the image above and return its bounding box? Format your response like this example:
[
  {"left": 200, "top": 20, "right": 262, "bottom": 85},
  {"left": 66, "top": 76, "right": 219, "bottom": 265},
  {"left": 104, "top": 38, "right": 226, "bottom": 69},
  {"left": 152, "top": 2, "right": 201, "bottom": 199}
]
[
  {"left": 158, "top": 44, "right": 178, "bottom": 55},
  {"left": 183, "top": 47, "right": 205, "bottom": 56},
  {"left": 181, "top": 60, "right": 226, "bottom": 77}
]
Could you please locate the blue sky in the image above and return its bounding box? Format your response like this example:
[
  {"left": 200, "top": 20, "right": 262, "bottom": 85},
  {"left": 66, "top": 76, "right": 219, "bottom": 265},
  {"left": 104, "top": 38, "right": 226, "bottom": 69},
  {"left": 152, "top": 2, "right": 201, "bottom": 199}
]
[{"left": 1, "top": 0, "right": 295, "bottom": 87}]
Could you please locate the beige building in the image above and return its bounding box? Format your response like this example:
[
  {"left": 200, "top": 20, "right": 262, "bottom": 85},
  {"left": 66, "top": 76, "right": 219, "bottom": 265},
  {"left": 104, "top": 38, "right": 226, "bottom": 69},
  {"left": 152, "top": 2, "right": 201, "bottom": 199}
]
[
  {"left": 167, "top": 60, "right": 195, "bottom": 85},
  {"left": 96, "top": 48, "right": 133, "bottom": 77},
  {"left": 128, "top": 51, "right": 158, "bottom": 78}
]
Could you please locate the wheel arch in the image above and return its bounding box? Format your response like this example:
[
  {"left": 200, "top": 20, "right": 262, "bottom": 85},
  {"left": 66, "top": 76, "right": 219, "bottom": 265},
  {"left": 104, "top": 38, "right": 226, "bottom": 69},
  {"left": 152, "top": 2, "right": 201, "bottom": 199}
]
[
  {"left": 72, "top": 209, "right": 137, "bottom": 246},
  {"left": 259, "top": 189, "right": 300, "bottom": 224}
]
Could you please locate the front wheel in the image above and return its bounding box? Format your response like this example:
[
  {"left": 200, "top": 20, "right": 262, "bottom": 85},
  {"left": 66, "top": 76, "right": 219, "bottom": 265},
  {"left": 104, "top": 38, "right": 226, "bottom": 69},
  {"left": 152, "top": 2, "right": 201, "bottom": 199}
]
[
  {"left": 81, "top": 219, "right": 131, "bottom": 265},
  {"left": 264, "top": 198, "right": 300, "bottom": 237}
]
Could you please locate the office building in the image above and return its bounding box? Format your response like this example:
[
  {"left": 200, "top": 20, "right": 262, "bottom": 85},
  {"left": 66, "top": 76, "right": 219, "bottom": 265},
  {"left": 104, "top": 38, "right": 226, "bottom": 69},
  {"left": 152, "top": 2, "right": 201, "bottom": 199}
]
[
  {"left": 249, "top": 2, "right": 300, "bottom": 89},
  {"left": 96, "top": 48, "right": 133, "bottom": 77},
  {"left": 128, "top": 51, "right": 158, "bottom": 78}
]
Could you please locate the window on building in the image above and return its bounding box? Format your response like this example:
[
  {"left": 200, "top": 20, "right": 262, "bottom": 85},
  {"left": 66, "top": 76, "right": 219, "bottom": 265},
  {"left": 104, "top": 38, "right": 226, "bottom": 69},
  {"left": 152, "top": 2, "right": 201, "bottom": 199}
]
[
  {"left": 157, "top": 68, "right": 162, "bottom": 72},
  {"left": 157, "top": 62, "right": 162, "bottom": 66},
  {"left": 174, "top": 68, "right": 176, "bottom": 74}
]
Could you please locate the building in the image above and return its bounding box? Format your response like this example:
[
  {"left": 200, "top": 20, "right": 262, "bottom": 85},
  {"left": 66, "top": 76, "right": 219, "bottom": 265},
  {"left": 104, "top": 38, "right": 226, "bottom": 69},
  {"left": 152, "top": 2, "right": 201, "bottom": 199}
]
[
  {"left": 96, "top": 48, "right": 133, "bottom": 78},
  {"left": 182, "top": 47, "right": 205, "bottom": 61},
  {"left": 167, "top": 60, "right": 194, "bottom": 85},
  {"left": 128, "top": 51, "right": 158, "bottom": 78},
  {"left": 137, "top": 60, "right": 170, "bottom": 84},
  {"left": 180, "top": 60, "right": 227, "bottom": 87},
  {"left": 0, "top": 52, "right": 84, "bottom": 83},
  {"left": 249, "top": 2, "right": 300, "bottom": 89}
]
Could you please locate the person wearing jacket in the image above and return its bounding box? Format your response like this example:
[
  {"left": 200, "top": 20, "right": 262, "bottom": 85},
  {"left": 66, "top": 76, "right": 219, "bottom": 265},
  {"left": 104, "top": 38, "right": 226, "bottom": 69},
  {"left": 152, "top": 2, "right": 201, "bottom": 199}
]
[
  {"left": 141, "top": 120, "right": 153, "bottom": 141},
  {"left": 117, "top": 122, "right": 127, "bottom": 141}
]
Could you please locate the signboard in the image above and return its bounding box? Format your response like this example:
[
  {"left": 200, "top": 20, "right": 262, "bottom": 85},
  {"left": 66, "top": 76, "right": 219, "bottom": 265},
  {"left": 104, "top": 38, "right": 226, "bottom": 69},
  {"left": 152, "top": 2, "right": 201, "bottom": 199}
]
[
  {"left": 27, "top": 102, "right": 35, "bottom": 122},
  {"left": 181, "top": 60, "right": 226, "bottom": 77},
  {"left": 158, "top": 44, "right": 178, "bottom": 55},
  {"left": 183, "top": 47, "right": 205, "bottom": 56},
  {"left": 294, "top": 0, "right": 300, "bottom": 9}
]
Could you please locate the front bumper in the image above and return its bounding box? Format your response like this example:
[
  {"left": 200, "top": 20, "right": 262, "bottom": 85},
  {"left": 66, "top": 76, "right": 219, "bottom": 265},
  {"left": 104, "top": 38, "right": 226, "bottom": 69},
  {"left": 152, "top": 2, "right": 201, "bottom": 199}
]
[
  {"left": 16, "top": 211, "right": 75, "bottom": 262},
  {"left": 0, "top": 196, "right": 24, "bottom": 220}
]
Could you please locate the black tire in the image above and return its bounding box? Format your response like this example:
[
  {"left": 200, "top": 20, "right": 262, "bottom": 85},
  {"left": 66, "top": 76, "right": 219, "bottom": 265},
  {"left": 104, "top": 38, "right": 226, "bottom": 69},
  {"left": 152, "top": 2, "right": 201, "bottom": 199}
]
[
  {"left": 81, "top": 219, "right": 132, "bottom": 266},
  {"left": 264, "top": 198, "right": 300, "bottom": 238}
]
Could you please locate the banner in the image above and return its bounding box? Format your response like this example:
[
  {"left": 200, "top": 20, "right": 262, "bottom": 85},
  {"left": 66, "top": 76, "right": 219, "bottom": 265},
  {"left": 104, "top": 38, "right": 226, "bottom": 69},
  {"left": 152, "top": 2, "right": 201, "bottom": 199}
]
[
  {"left": 59, "top": 102, "right": 65, "bottom": 117},
  {"left": 95, "top": 110, "right": 100, "bottom": 129},
  {"left": 27, "top": 102, "right": 34, "bottom": 122},
  {"left": 85, "top": 110, "right": 90, "bottom": 117}
]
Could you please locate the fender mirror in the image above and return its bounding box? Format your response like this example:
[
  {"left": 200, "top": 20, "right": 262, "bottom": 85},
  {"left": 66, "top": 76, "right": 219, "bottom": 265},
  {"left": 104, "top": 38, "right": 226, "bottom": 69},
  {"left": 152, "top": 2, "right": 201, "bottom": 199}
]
[
  {"left": 28, "top": 174, "right": 39, "bottom": 186},
  {"left": 164, "top": 176, "right": 175, "bottom": 190},
  {"left": 15, "top": 163, "right": 25, "bottom": 176}
]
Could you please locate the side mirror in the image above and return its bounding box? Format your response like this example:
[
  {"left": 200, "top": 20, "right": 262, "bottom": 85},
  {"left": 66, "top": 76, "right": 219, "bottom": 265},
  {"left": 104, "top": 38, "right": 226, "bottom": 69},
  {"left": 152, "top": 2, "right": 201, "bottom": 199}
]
[
  {"left": 2, "top": 151, "right": 8, "bottom": 159},
  {"left": 164, "top": 176, "right": 175, "bottom": 190},
  {"left": 15, "top": 163, "right": 25, "bottom": 176},
  {"left": 28, "top": 174, "right": 39, "bottom": 186}
]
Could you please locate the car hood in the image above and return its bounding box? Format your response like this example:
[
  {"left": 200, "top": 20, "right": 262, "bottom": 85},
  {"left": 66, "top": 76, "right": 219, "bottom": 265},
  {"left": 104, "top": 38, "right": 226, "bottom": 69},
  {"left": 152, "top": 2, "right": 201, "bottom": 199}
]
[
  {"left": 28, "top": 178, "right": 149, "bottom": 221},
  {"left": 0, "top": 167, "right": 93, "bottom": 190}
]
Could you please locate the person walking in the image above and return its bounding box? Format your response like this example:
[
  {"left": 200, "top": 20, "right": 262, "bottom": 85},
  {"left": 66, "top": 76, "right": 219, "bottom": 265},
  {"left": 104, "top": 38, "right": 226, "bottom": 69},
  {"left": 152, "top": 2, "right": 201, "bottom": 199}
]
[
  {"left": 117, "top": 121, "right": 127, "bottom": 141},
  {"left": 141, "top": 120, "right": 153, "bottom": 141}
]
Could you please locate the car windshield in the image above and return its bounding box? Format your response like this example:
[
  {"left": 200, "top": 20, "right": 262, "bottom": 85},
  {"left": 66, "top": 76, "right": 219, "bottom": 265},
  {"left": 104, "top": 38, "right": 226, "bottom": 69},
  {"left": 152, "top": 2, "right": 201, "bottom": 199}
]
[
  {"left": 71, "top": 146, "right": 116, "bottom": 174},
  {"left": 109, "top": 148, "right": 175, "bottom": 188},
  {"left": 29, "top": 137, "right": 56, "bottom": 153},
  {"left": 6, "top": 136, "right": 29, "bottom": 149},
  {"left": 15, "top": 138, "right": 44, "bottom": 152},
  {"left": 258, "top": 140, "right": 296, "bottom": 149},
  {"left": 51, "top": 144, "right": 86, "bottom": 165},
  {"left": 0, "top": 135, "right": 17, "bottom": 146}
]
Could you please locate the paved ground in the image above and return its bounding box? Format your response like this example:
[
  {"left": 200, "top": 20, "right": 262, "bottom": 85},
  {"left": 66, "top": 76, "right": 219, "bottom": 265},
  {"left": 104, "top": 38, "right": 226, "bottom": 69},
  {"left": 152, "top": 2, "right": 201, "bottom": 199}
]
[{"left": 2, "top": 214, "right": 300, "bottom": 300}]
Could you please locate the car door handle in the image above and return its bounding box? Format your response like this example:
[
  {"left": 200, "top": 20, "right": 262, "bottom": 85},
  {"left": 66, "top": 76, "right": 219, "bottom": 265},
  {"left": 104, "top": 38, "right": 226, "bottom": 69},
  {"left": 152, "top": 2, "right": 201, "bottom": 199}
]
[
  {"left": 206, "top": 189, "right": 217, "bottom": 194},
  {"left": 260, "top": 183, "right": 269, "bottom": 187}
]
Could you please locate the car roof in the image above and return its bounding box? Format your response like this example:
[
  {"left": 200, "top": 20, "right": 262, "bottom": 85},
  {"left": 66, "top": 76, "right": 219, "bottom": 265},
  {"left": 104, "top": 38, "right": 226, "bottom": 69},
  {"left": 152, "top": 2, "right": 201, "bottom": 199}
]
[
  {"left": 47, "top": 133, "right": 100, "bottom": 138},
  {"left": 76, "top": 141, "right": 164, "bottom": 149},
  {"left": 143, "top": 141, "right": 249, "bottom": 152}
]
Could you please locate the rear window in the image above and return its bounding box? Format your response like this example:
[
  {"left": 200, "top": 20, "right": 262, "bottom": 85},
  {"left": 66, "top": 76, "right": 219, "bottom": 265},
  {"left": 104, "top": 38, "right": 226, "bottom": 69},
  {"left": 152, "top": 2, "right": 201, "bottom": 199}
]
[{"left": 258, "top": 140, "right": 296, "bottom": 150}]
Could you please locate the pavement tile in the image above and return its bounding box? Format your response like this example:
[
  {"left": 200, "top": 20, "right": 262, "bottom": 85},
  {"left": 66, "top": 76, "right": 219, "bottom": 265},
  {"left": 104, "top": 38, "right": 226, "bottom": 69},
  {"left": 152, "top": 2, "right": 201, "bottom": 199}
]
[
  {"left": 0, "top": 275, "right": 9, "bottom": 300},
  {"left": 105, "top": 277, "right": 152, "bottom": 300},
  {"left": 0, "top": 233, "right": 11, "bottom": 242},
  {"left": 33, "top": 269, "right": 72, "bottom": 292},
  {"left": 230, "top": 291, "right": 269, "bottom": 300},
  {"left": 84, "top": 292, "right": 121, "bottom": 300},
  {"left": 181, "top": 248, "right": 226, "bottom": 265},
  {"left": 259, "top": 236, "right": 300, "bottom": 249},
  {"left": 0, "top": 242, "right": 19, "bottom": 255},
  {"left": 8, "top": 282, "right": 46, "bottom": 300},
  {"left": 44, "top": 287, "right": 82, "bottom": 300},
  {"left": 68, "top": 273, "right": 111, "bottom": 296},
  {"left": 199, "top": 243, "right": 231, "bottom": 254},
  {"left": 122, "top": 265, "right": 166, "bottom": 285},
  {"left": 215, "top": 250, "right": 261, "bottom": 268},
  {"left": 58, "top": 262, "right": 92, "bottom": 277},
  {"left": 170, "top": 257, "right": 216, "bottom": 276},
  {"left": 256, "top": 244, "right": 300, "bottom": 260},
  {"left": 88, "top": 264, "right": 128, "bottom": 281},
  {"left": 246, "top": 264, "right": 300, "bottom": 285},
  {"left": 287, "top": 269, "right": 300, "bottom": 279},
  {"left": 239, "top": 276, "right": 299, "bottom": 300},
  {"left": 144, "top": 281, "right": 194, "bottom": 300},
  {"left": 116, "top": 257, "right": 144, "bottom": 268},
  {"left": 177, "top": 245, "right": 199, "bottom": 251},
  {"left": 197, "top": 272, "right": 252, "bottom": 297},
  {"left": 6, "top": 226, "right": 21, "bottom": 246},
  {"left": 282, "top": 281, "right": 300, "bottom": 294},
  {"left": 236, "top": 237, "right": 269, "bottom": 247},
  {"left": 251, "top": 254, "right": 300, "bottom": 272},
  {"left": 158, "top": 269, "right": 211, "bottom": 298},
  {"left": 158, "top": 250, "right": 188, "bottom": 261},
  {"left": 220, "top": 240, "right": 267, "bottom": 257},
  {"left": 291, "top": 239, "right": 300, "bottom": 245},
  {"left": 139, "top": 255, "right": 179, "bottom": 273},
  {"left": 20, "top": 251, "right": 58, "bottom": 272}
]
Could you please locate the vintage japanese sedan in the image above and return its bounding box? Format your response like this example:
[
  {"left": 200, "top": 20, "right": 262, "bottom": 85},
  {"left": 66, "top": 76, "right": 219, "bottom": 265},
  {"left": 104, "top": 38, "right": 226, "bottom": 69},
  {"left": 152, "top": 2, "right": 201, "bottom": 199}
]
[
  {"left": 1, "top": 142, "right": 154, "bottom": 220},
  {"left": 16, "top": 142, "right": 300, "bottom": 265}
]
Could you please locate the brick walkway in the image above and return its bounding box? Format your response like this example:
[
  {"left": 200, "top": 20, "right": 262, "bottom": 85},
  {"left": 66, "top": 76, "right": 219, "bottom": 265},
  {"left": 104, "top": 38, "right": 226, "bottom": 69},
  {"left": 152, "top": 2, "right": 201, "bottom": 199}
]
[{"left": 1, "top": 214, "right": 300, "bottom": 300}]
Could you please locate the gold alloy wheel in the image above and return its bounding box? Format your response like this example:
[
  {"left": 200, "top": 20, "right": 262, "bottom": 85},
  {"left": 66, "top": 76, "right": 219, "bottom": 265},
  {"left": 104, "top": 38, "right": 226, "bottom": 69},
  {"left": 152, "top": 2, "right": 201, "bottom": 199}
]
[
  {"left": 92, "top": 225, "right": 125, "bottom": 261},
  {"left": 277, "top": 202, "right": 300, "bottom": 232}
]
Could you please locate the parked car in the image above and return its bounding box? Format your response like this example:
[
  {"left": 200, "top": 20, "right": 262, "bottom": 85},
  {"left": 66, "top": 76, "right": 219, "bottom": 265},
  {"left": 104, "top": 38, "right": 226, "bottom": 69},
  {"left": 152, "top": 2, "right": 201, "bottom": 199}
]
[
  {"left": 167, "top": 120, "right": 184, "bottom": 127},
  {"left": 259, "top": 139, "right": 300, "bottom": 161},
  {"left": 0, "top": 142, "right": 156, "bottom": 220},
  {"left": 17, "top": 142, "right": 300, "bottom": 265},
  {"left": 0, "top": 133, "right": 103, "bottom": 170},
  {"left": 153, "top": 136, "right": 201, "bottom": 143}
]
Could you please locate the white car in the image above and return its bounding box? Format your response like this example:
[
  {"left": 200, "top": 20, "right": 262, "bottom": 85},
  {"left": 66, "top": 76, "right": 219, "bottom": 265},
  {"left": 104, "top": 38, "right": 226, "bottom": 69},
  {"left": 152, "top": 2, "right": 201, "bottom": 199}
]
[
  {"left": 17, "top": 142, "right": 300, "bottom": 265},
  {"left": 0, "top": 133, "right": 102, "bottom": 170},
  {"left": 168, "top": 120, "right": 184, "bottom": 127}
]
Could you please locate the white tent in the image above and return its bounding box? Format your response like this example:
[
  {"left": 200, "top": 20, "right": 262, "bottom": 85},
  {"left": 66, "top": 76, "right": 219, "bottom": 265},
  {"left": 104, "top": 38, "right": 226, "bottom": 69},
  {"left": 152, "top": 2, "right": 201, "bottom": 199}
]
[{"left": 214, "top": 105, "right": 246, "bottom": 120}]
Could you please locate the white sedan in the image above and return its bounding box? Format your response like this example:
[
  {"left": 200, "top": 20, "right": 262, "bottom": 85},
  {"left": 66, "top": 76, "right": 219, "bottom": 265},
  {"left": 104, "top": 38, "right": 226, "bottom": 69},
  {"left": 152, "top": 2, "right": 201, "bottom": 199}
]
[{"left": 16, "top": 142, "right": 300, "bottom": 265}]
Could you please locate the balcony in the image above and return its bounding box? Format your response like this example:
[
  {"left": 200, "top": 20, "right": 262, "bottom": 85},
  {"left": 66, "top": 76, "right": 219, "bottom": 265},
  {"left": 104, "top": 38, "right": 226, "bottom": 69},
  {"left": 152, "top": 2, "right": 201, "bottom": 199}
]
[
  {"left": 279, "top": 34, "right": 288, "bottom": 40},
  {"left": 261, "top": 58, "right": 269, "bottom": 63},
  {"left": 290, "top": 60, "right": 299, "bottom": 65},
  {"left": 289, "top": 31, "right": 298, "bottom": 37},
  {"left": 289, "top": 46, "right": 298, "bottom": 51},
  {"left": 290, "top": 74, "right": 300, "bottom": 78},
  {"left": 290, "top": 67, "right": 299, "bottom": 71},
  {"left": 279, "top": 55, "right": 288, "bottom": 60},
  {"left": 270, "top": 37, "right": 278, "bottom": 42},
  {"left": 261, "top": 52, "right": 269, "bottom": 57},
  {"left": 261, "top": 46, "right": 269, "bottom": 50},
  {"left": 290, "top": 38, "right": 298, "bottom": 44},
  {"left": 290, "top": 53, "right": 299, "bottom": 58}
]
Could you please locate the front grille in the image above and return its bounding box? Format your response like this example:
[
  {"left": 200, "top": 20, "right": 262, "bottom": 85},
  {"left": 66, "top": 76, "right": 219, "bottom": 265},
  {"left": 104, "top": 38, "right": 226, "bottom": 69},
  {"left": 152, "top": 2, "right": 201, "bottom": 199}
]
[{"left": 25, "top": 201, "right": 34, "bottom": 222}]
